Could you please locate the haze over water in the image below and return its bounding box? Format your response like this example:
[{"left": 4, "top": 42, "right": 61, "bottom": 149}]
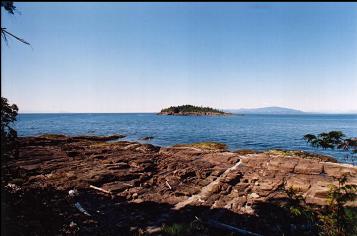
[{"left": 16, "top": 113, "right": 357, "bottom": 165}]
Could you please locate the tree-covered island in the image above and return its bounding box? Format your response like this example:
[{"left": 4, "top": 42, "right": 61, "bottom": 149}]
[{"left": 158, "top": 105, "right": 231, "bottom": 116}]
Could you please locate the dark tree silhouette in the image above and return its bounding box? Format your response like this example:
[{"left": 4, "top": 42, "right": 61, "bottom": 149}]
[
  {"left": 1, "top": 97, "right": 18, "bottom": 153},
  {"left": 1, "top": 1, "right": 16, "bottom": 13},
  {"left": 1, "top": 1, "right": 30, "bottom": 45},
  {"left": 161, "top": 105, "right": 225, "bottom": 114},
  {"left": 303, "top": 131, "right": 357, "bottom": 155},
  {"left": 1, "top": 2, "right": 24, "bottom": 155}
]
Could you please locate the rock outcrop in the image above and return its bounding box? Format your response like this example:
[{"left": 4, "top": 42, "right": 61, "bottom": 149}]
[{"left": 2, "top": 135, "right": 356, "bottom": 235}]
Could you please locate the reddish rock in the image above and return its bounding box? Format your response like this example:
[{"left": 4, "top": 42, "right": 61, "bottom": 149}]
[
  {"left": 2, "top": 135, "right": 357, "bottom": 235},
  {"left": 323, "top": 162, "right": 357, "bottom": 179},
  {"left": 294, "top": 159, "right": 323, "bottom": 175}
]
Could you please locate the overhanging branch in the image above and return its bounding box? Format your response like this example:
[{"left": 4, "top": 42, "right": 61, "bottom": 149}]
[{"left": 1, "top": 27, "right": 30, "bottom": 45}]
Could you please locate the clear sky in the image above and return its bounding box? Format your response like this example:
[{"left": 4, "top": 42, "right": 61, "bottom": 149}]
[{"left": 1, "top": 2, "right": 357, "bottom": 113}]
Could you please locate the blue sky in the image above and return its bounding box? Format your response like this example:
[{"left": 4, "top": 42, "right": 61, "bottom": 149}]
[{"left": 1, "top": 2, "right": 357, "bottom": 113}]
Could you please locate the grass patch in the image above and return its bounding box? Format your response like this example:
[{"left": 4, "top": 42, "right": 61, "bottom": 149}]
[
  {"left": 39, "top": 134, "right": 67, "bottom": 139},
  {"left": 265, "top": 149, "right": 337, "bottom": 163},
  {"left": 175, "top": 142, "right": 227, "bottom": 151},
  {"left": 89, "top": 141, "right": 132, "bottom": 148},
  {"left": 265, "top": 149, "right": 297, "bottom": 156},
  {"left": 234, "top": 149, "right": 260, "bottom": 155},
  {"left": 89, "top": 142, "right": 112, "bottom": 148},
  {"left": 161, "top": 223, "right": 193, "bottom": 236}
]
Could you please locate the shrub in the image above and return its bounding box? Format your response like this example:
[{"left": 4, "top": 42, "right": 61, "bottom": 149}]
[
  {"left": 1, "top": 97, "right": 18, "bottom": 154},
  {"left": 318, "top": 175, "right": 357, "bottom": 236},
  {"left": 283, "top": 175, "right": 357, "bottom": 236},
  {"left": 282, "top": 186, "right": 317, "bottom": 234}
]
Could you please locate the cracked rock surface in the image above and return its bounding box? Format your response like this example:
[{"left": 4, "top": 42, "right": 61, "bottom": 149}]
[{"left": 2, "top": 135, "right": 356, "bottom": 235}]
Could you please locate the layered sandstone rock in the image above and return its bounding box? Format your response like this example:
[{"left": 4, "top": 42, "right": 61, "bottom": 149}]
[
  {"left": 2, "top": 135, "right": 356, "bottom": 235},
  {"left": 8, "top": 136, "right": 357, "bottom": 207}
]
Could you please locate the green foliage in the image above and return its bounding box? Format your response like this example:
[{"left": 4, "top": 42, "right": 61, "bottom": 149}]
[
  {"left": 1, "top": 97, "right": 18, "bottom": 152},
  {"left": 161, "top": 223, "right": 192, "bottom": 236},
  {"left": 283, "top": 186, "right": 316, "bottom": 228},
  {"left": 318, "top": 175, "right": 357, "bottom": 236},
  {"left": 284, "top": 175, "right": 357, "bottom": 236},
  {"left": 161, "top": 219, "right": 208, "bottom": 236},
  {"left": 304, "top": 131, "right": 357, "bottom": 156},
  {"left": 1, "top": 1, "right": 16, "bottom": 14},
  {"left": 161, "top": 104, "right": 225, "bottom": 114},
  {"left": 175, "top": 141, "right": 227, "bottom": 150}
]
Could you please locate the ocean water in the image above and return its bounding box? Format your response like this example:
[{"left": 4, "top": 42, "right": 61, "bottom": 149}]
[{"left": 15, "top": 113, "right": 357, "bottom": 165}]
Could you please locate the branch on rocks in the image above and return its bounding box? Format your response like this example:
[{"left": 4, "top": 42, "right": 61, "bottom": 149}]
[
  {"left": 89, "top": 185, "right": 111, "bottom": 194},
  {"left": 206, "top": 219, "right": 262, "bottom": 236},
  {"left": 74, "top": 202, "right": 91, "bottom": 216},
  {"left": 165, "top": 180, "right": 172, "bottom": 190}
]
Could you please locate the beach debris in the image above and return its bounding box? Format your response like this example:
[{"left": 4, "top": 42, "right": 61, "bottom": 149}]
[
  {"left": 74, "top": 202, "right": 91, "bottom": 216},
  {"left": 145, "top": 226, "right": 162, "bottom": 234},
  {"left": 69, "top": 221, "right": 77, "bottom": 228},
  {"left": 190, "top": 216, "right": 207, "bottom": 231},
  {"left": 68, "top": 189, "right": 79, "bottom": 197},
  {"left": 67, "top": 221, "right": 80, "bottom": 233},
  {"left": 123, "top": 182, "right": 134, "bottom": 187},
  {"left": 165, "top": 180, "right": 172, "bottom": 190},
  {"left": 89, "top": 184, "right": 111, "bottom": 194},
  {"left": 5, "top": 183, "right": 21, "bottom": 193},
  {"left": 206, "top": 219, "right": 262, "bottom": 236}
]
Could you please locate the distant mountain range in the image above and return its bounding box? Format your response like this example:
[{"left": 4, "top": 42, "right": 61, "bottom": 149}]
[{"left": 225, "top": 106, "right": 305, "bottom": 114}]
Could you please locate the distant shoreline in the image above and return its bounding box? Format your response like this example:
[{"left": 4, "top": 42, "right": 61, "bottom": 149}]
[
  {"left": 158, "top": 111, "right": 232, "bottom": 116},
  {"left": 158, "top": 104, "right": 231, "bottom": 116}
]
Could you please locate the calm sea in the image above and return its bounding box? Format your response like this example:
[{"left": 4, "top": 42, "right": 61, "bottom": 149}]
[{"left": 15, "top": 113, "right": 357, "bottom": 165}]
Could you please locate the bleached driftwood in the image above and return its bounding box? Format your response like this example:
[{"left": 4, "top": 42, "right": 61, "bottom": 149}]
[
  {"left": 89, "top": 185, "right": 111, "bottom": 194},
  {"left": 68, "top": 189, "right": 79, "bottom": 197},
  {"left": 207, "top": 220, "right": 262, "bottom": 236},
  {"left": 74, "top": 202, "right": 91, "bottom": 216},
  {"left": 165, "top": 180, "right": 172, "bottom": 190}
]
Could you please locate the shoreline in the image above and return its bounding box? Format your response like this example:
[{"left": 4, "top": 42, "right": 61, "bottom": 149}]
[{"left": 15, "top": 134, "right": 349, "bottom": 164}]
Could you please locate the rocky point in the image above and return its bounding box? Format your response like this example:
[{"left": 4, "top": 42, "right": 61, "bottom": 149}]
[{"left": 1, "top": 135, "right": 356, "bottom": 235}]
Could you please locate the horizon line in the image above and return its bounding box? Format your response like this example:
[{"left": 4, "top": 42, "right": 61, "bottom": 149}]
[{"left": 18, "top": 111, "right": 357, "bottom": 115}]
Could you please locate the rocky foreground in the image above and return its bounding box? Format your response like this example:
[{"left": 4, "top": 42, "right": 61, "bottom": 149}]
[{"left": 1, "top": 135, "right": 357, "bottom": 235}]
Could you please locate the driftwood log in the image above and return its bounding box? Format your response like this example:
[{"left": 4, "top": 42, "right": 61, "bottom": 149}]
[
  {"left": 74, "top": 202, "right": 91, "bottom": 216},
  {"left": 165, "top": 180, "right": 172, "bottom": 190},
  {"left": 206, "top": 219, "right": 262, "bottom": 236},
  {"left": 89, "top": 185, "right": 111, "bottom": 194}
]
